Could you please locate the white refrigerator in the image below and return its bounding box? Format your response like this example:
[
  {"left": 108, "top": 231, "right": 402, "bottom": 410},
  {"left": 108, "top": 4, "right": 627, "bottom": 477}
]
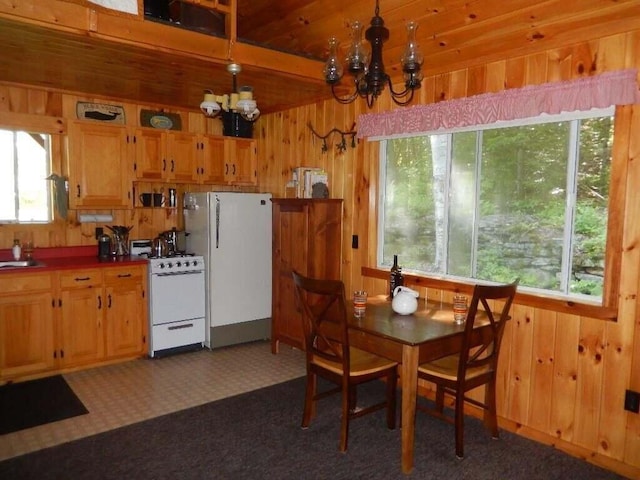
[{"left": 184, "top": 192, "right": 272, "bottom": 348}]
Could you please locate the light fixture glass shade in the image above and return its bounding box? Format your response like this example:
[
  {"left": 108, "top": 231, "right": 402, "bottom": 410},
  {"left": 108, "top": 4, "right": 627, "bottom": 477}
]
[
  {"left": 401, "top": 21, "right": 423, "bottom": 85},
  {"left": 346, "top": 21, "right": 369, "bottom": 76},
  {"left": 240, "top": 106, "right": 260, "bottom": 121},
  {"left": 323, "top": 37, "right": 343, "bottom": 84},
  {"left": 200, "top": 92, "right": 221, "bottom": 117}
]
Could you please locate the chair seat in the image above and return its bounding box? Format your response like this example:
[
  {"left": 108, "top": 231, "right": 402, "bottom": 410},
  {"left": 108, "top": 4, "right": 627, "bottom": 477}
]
[
  {"left": 313, "top": 347, "right": 397, "bottom": 377},
  {"left": 418, "top": 353, "right": 491, "bottom": 381}
]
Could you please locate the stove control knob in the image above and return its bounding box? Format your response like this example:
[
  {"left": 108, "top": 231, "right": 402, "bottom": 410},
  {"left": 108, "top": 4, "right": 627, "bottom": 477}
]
[
  {"left": 159, "top": 263, "right": 165, "bottom": 269},
  {"left": 167, "top": 262, "right": 173, "bottom": 269},
  {"left": 176, "top": 261, "right": 182, "bottom": 267},
  {"left": 193, "top": 260, "right": 198, "bottom": 267},
  {"left": 184, "top": 261, "right": 190, "bottom": 267}
]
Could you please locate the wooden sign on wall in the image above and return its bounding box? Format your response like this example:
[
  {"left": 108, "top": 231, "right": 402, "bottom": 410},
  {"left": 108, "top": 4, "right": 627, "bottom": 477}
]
[{"left": 76, "top": 102, "right": 126, "bottom": 124}]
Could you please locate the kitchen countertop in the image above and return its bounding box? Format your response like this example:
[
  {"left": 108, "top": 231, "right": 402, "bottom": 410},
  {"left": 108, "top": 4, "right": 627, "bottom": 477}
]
[{"left": 0, "top": 245, "right": 148, "bottom": 274}]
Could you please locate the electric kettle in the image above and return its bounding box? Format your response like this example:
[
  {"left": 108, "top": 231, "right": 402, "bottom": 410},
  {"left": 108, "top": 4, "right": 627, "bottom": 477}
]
[{"left": 391, "top": 286, "right": 419, "bottom": 315}]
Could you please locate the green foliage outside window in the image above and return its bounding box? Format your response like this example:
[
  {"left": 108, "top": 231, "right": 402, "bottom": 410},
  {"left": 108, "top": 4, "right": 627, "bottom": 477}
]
[{"left": 381, "top": 113, "right": 613, "bottom": 299}]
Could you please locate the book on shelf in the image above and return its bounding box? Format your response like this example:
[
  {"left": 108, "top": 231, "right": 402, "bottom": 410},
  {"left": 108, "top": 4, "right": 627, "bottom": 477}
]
[{"left": 293, "top": 167, "right": 328, "bottom": 198}]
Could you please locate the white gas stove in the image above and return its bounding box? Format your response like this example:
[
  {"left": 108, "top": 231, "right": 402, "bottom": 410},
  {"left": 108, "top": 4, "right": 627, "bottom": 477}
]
[{"left": 131, "top": 240, "right": 206, "bottom": 357}]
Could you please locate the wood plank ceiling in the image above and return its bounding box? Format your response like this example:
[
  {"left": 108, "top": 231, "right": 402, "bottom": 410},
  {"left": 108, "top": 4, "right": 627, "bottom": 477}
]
[{"left": 1, "top": 0, "right": 639, "bottom": 114}]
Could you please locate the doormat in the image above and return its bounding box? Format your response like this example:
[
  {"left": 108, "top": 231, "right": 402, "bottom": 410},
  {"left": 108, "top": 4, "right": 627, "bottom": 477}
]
[{"left": 0, "top": 375, "right": 89, "bottom": 435}]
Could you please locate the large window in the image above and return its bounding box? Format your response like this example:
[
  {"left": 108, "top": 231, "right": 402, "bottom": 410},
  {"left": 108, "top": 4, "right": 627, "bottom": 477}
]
[
  {"left": 379, "top": 108, "right": 614, "bottom": 301},
  {"left": 0, "top": 128, "right": 52, "bottom": 223}
]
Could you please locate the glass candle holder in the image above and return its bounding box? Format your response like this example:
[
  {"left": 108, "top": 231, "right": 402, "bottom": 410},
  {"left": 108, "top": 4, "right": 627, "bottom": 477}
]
[
  {"left": 353, "top": 290, "right": 368, "bottom": 317},
  {"left": 452, "top": 294, "right": 468, "bottom": 324}
]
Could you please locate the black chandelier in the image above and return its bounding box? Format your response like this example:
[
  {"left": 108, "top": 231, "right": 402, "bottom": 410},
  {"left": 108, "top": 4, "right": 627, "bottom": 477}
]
[{"left": 323, "top": 0, "right": 423, "bottom": 108}]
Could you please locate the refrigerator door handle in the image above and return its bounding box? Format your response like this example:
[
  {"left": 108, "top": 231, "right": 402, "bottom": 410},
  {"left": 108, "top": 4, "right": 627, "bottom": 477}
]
[{"left": 215, "top": 195, "right": 220, "bottom": 249}]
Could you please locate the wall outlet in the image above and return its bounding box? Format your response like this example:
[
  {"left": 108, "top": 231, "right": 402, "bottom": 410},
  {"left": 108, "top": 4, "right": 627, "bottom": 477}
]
[
  {"left": 624, "top": 389, "right": 640, "bottom": 413},
  {"left": 352, "top": 235, "right": 359, "bottom": 249}
]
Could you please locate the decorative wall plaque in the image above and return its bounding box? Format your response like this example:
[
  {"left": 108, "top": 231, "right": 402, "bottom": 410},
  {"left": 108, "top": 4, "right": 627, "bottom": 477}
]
[
  {"left": 140, "top": 110, "right": 182, "bottom": 130},
  {"left": 76, "top": 102, "right": 126, "bottom": 124}
]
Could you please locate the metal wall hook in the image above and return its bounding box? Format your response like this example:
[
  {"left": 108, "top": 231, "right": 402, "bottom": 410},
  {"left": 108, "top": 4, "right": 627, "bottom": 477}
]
[{"left": 307, "top": 122, "right": 357, "bottom": 154}]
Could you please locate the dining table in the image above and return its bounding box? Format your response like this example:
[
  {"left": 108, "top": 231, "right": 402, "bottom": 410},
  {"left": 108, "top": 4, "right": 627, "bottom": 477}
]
[{"left": 348, "top": 294, "right": 490, "bottom": 474}]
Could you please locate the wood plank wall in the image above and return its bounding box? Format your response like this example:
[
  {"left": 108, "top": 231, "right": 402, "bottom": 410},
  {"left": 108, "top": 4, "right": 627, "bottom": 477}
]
[
  {"left": 0, "top": 26, "right": 638, "bottom": 479},
  {"left": 255, "top": 31, "right": 640, "bottom": 478},
  {"left": 0, "top": 89, "right": 255, "bottom": 249}
]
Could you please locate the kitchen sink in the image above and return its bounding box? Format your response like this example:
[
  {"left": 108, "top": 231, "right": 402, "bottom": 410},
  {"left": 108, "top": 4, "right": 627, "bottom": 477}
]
[{"left": 0, "top": 260, "right": 44, "bottom": 268}]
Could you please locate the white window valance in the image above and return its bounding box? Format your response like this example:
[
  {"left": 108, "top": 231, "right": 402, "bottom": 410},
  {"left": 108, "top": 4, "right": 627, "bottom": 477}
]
[{"left": 357, "top": 69, "right": 640, "bottom": 139}]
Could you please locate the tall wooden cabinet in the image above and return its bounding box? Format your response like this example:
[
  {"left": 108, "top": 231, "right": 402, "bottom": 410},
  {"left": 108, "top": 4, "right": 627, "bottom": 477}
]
[{"left": 271, "top": 198, "right": 343, "bottom": 353}]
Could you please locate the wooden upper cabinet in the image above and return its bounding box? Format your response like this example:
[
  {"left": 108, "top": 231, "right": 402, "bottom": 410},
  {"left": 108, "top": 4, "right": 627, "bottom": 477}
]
[
  {"left": 135, "top": 128, "right": 165, "bottom": 181},
  {"left": 66, "top": 121, "right": 133, "bottom": 209},
  {"left": 198, "top": 134, "right": 226, "bottom": 184},
  {"left": 225, "top": 137, "right": 257, "bottom": 185},
  {"left": 135, "top": 128, "right": 198, "bottom": 183},
  {"left": 168, "top": 131, "right": 199, "bottom": 183}
]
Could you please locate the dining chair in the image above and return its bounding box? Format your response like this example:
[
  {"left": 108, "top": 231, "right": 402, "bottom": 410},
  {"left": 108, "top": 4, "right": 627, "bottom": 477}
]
[
  {"left": 292, "top": 270, "right": 398, "bottom": 452},
  {"left": 416, "top": 279, "right": 519, "bottom": 459}
]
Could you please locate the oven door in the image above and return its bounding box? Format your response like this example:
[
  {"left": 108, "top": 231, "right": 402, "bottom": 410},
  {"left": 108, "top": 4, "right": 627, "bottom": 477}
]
[{"left": 150, "top": 270, "right": 205, "bottom": 325}]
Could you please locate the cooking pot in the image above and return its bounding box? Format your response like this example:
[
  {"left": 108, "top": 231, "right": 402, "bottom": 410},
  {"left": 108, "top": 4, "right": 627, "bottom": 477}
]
[
  {"left": 152, "top": 235, "right": 169, "bottom": 258},
  {"left": 391, "top": 286, "right": 419, "bottom": 315},
  {"left": 162, "top": 228, "right": 189, "bottom": 254}
]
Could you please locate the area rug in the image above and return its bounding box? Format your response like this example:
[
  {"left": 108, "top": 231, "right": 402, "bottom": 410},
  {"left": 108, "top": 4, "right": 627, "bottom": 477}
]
[
  {"left": 0, "top": 375, "right": 88, "bottom": 435},
  {"left": 0, "top": 377, "right": 626, "bottom": 479}
]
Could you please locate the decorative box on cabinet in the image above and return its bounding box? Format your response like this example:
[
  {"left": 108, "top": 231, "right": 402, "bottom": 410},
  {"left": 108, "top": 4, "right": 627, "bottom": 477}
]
[
  {"left": 66, "top": 121, "right": 133, "bottom": 209},
  {"left": 271, "top": 198, "right": 343, "bottom": 353}
]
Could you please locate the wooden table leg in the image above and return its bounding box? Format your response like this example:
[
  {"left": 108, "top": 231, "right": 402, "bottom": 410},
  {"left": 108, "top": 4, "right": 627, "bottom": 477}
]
[{"left": 401, "top": 344, "right": 419, "bottom": 474}]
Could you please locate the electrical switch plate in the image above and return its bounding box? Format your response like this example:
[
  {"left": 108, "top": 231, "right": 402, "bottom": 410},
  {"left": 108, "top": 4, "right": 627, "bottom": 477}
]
[{"left": 624, "top": 389, "right": 640, "bottom": 413}]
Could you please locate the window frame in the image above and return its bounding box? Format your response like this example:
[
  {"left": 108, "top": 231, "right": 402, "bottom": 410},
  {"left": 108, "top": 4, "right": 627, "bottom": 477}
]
[
  {"left": 375, "top": 106, "right": 622, "bottom": 319},
  {"left": 0, "top": 114, "right": 64, "bottom": 225}
]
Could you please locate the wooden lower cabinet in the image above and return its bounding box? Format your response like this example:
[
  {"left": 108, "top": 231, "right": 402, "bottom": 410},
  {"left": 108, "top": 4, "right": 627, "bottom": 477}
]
[
  {"left": 104, "top": 266, "right": 147, "bottom": 358},
  {"left": 271, "top": 198, "right": 343, "bottom": 353},
  {"left": 0, "top": 273, "right": 56, "bottom": 379},
  {"left": 0, "top": 264, "right": 147, "bottom": 383},
  {"left": 57, "top": 269, "right": 105, "bottom": 367}
]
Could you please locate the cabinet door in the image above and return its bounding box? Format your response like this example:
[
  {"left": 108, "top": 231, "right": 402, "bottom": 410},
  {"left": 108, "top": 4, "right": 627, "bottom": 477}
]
[
  {"left": 67, "top": 122, "right": 132, "bottom": 209},
  {"left": 198, "top": 135, "right": 226, "bottom": 184},
  {"left": 58, "top": 269, "right": 105, "bottom": 367},
  {"left": 271, "top": 203, "right": 309, "bottom": 351},
  {"left": 0, "top": 292, "right": 55, "bottom": 379},
  {"left": 226, "top": 138, "right": 257, "bottom": 185},
  {"left": 135, "top": 128, "right": 166, "bottom": 181},
  {"left": 168, "top": 132, "right": 199, "bottom": 183},
  {"left": 59, "top": 287, "right": 105, "bottom": 367},
  {"left": 104, "top": 266, "right": 147, "bottom": 358}
]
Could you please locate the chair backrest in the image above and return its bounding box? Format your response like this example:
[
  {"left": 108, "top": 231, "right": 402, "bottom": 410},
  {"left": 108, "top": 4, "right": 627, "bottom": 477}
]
[
  {"left": 458, "top": 279, "right": 519, "bottom": 381},
  {"left": 292, "top": 270, "right": 350, "bottom": 368}
]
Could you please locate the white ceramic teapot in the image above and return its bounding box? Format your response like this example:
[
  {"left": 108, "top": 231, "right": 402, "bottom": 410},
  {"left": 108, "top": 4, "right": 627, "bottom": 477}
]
[{"left": 392, "top": 286, "right": 419, "bottom": 315}]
